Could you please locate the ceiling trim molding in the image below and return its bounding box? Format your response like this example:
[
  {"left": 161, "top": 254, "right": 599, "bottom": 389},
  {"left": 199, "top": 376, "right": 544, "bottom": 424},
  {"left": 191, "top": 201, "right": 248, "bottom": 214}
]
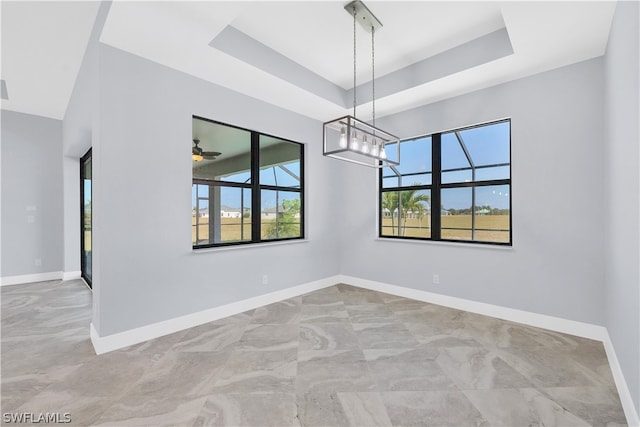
[
  {"left": 210, "top": 25, "right": 348, "bottom": 108},
  {"left": 210, "top": 25, "right": 513, "bottom": 111},
  {"left": 347, "top": 27, "right": 514, "bottom": 105}
]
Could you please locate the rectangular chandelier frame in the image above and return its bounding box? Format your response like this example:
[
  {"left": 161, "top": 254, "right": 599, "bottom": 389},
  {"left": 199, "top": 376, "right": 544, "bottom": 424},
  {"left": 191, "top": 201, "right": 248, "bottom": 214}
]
[{"left": 323, "top": 115, "right": 400, "bottom": 168}]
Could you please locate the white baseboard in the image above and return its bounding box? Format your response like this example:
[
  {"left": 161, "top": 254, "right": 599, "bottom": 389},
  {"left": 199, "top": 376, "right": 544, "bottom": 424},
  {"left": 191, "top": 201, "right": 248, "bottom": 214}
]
[
  {"left": 337, "top": 275, "right": 608, "bottom": 341},
  {"left": 338, "top": 275, "right": 639, "bottom": 426},
  {"left": 602, "top": 332, "right": 640, "bottom": 427},
  {"left": 90, "top": 275, "right": 339, "bottom": 355},
  {"left": 0, "top": 271, "right": 62, "bottom": 286},
  {"left": 88, "top": 273, "right": 638, "bottom": 425},
  {"left": 62, "top": 270, "right": 82, "bottom": 281}
]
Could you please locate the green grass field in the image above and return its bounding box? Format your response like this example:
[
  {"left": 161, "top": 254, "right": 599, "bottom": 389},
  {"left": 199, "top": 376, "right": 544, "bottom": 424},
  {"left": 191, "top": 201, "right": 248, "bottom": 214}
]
[
  {"left": 381, "top": 214, "right": 510, "bottom": 243},
  {"left": 193, "top": 215, "right": 508, "bottom": 244}
]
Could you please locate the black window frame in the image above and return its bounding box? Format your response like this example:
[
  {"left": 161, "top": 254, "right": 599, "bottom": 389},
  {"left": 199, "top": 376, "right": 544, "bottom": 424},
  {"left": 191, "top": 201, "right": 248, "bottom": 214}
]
[
  {"left": 192, "top": 116, "right": 305, "bottom": 249},
  {"left": 80, "top": 148, "right": 92, "bottom": 287},
  {"left": 379, "top": 118, "right": 512, "bottom": 246}
]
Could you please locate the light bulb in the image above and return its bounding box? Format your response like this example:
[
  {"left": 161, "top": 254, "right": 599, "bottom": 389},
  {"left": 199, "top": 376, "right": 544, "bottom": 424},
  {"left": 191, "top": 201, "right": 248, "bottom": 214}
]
[
  {"left": 380, "top": 143, "right": 387, "bottom": 160},
  {"left": 350, "top": 131, "right": 359, "bottom": 151},
  {"left": 371, "top": 139, "right": 379, "bottom": 157},
  {"left": 361, "top": 135, "right": 370, "bottom": 154},
  {"left": 339, "top": 126, "right": 347, "bottom": 148}
]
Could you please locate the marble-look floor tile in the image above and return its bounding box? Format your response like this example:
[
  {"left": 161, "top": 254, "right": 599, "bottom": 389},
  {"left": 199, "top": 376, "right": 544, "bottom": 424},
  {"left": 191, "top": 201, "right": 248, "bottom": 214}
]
[
  {"left": 487, "top": 320, "right": 611, "bottom": 383},
  {"left": 301, "top": 286, "right": 343, "bottom": 305},
  {"left": 376, "top": 292, "right": 414, "bottom": 304},
  {"left": 384, "top": 298, "right": 452, "bottom": 322},
  {"left": 436, "top": 346, "right": 533, "bottom": 390},
  {"left": 297, "top": 350, "right": 376, "bottom": 394},
  {"left": 33, "top": 350, "right": 148, "bottom": 399},
  {"left": 300, "top": 301, "right": 349, "bottom": 323},
  {"left": 236, "top": 324, "right": 299, "bottom": 351},
  {"left": 251, "top": 298, "right": 301, "bottom": 324},
  {"left": 381, "top": 390, "right": 487, "bottom": 426},
  {"left": 296, "top": 392, "right": 348, "bottom": 426},
  {"left": 127, "top": 350, "right": 231, "bottom": 399},
  {"left": 404, "top": 320, "right": 484, "bottom": 347},
  {"left": 464, "top": 388, "right": 592, "bottom": 427},
  {"left": 352, "top": 322, "right": 420, "bottom": 349},
  {"left": 363, "top": 346, "right": 441, "bottom": 364},
  {"left": 2, "top": 332, "right": 96, "bottom": 383},
  {"left": 542, "top": 386, "right": 628, "bottom": 427},
  {"left": 296, "top": 369, "right": 375, "bottom": 397},
  {"left": 211, "top": 349, "right": 297, "bottom": 393},
  {"left": 171, "top": 322, "right": 246, "bottom": 353},
  {"left": 336, "top": 284, "right": 385, "bottom": 304},
  {"left": 368, "top": 358, "right": 456, "bottom": 391},
  {"left": 119, "top": 329, "right": 189, "bottom": 362},
  {"left": 3, "top": 282, "right": 628, "bottom": 427},
  {"left": 345, "top": 303, "right": 396, "bottom": 323},
  {"left": 93, "top": 394, "right": 208, "bottom": 426},
  {"left": 336, "top": 392, "right": 393, "bottom": 426},
  {"left": 496, "top": 343, "right": 605, "bottom": 388},
  {"left": 1, "top": 377, "right": 50, "bottom": 412},
  {"left": 299, "top": 321, "right": 359, "bottom": 351},
  {"left": 15, "top": 390, "right": 116, "bottom": 426},
  {"left": 193, "top": 392, "right": 297, "bottom": 426}
]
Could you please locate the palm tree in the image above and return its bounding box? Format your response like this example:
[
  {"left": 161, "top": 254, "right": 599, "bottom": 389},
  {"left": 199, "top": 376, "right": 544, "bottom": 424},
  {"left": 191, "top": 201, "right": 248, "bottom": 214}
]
[
  {"left": 399, "top": 190, "right": 430, "bottom": 236},
  {"left": 381, "top": 192, "right": 399, "bottom": 234},
  {"left": 382, "top": 188, "right": 430, "bottom": 236}
]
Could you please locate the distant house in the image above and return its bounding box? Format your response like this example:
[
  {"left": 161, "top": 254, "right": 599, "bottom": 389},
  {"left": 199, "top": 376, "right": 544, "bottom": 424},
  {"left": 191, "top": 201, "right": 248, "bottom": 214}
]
[
  {"left": 261, "top": 206, "right": 284, "bottom": 220},
  {"left": 441, "top": 209, "right": 451, "bottom": 216},
  {"left": 193, "top": 207, "right": 245, "bottom": 219},
  {"left": 193, "top": 208, "right": 209, "bottom": 218},
  {"left": 381, "top": 208, "right": 428, "bottom": 219},
  {"left": 261, "top": 205, "right": 300, "bottom": 220},
  {"left": 220, "top": 205, "right": 242, "bottom": 218}
]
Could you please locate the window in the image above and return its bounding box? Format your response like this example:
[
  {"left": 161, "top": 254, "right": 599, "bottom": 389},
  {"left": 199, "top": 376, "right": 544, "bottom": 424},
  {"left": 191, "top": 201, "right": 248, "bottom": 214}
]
[
  {"left": 192, "top": 116, "right": 304, "bottom": 248},
  {"left": 80, "top": 148, "right": 92, "bottom": 287},
  {"left": 380, "top": 119, "right": 511, "bottom": 245}
]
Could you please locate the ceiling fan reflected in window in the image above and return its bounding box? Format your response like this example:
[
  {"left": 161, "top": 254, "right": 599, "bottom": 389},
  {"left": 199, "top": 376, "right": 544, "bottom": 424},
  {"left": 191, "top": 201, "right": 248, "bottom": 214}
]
[{"left": 192, "top": 138, "right": 221, "bottom": 162}]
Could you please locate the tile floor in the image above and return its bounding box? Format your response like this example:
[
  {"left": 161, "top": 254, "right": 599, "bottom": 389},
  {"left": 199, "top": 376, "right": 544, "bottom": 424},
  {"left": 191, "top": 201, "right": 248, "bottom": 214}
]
[{"left": 1, "top": 280, "right": 628, "bottom": 426}]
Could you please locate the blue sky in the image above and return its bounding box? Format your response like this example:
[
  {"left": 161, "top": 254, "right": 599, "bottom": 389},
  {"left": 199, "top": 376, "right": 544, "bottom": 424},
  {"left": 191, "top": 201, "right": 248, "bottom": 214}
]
[
  {"left": 382, "top": 121, "right": 510, "bottom": 210},
  {"left": 193, "top": 121, "right": 510, "bottom": 211},
  {"left": 192, "top": 162, "right": 301, "bottom": 209}
]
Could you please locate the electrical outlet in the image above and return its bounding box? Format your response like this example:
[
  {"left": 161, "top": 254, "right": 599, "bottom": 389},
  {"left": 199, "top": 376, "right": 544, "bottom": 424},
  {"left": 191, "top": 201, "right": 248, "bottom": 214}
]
[
  {"left": 35, "top": 258, "right": 42, "bottom": 267},
  {"left": 432, "top": 274, "right": 440, "bottom": 285},
  {"left": 262, "top": 274, "right": 269, "bottom": 285}
]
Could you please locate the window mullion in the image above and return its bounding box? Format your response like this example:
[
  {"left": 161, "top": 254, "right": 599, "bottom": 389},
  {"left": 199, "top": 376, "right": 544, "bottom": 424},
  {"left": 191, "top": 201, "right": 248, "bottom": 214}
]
[
  {"left": 251, "top": 131, "right": 261, "bottom": 242},
  {"left": 432, "top": 133, "right": 442, "bottom": 240}
]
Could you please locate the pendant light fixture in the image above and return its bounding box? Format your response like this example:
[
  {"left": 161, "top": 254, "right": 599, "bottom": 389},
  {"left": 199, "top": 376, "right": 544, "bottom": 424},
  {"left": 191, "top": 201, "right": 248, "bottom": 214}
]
[{"left": 323, "top": 0, "right": 400, "bottom": 168}]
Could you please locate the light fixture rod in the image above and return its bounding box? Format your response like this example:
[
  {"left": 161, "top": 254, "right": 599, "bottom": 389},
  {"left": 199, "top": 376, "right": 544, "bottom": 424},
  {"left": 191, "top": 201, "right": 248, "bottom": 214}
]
[{"left": 344, "top": 0, "right": 383, "bottom": 32}]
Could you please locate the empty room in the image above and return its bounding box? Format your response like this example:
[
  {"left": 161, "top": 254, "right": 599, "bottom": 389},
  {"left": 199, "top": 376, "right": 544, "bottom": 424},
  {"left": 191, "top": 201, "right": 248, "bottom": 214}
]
[{"left": 1, "top": 1, "right": 639, "bottom": 426}]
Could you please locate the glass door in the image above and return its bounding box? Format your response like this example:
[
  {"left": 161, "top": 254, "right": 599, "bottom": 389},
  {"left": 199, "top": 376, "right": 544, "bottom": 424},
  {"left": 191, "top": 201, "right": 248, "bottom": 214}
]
[{"left": 80, "top": 149, "right": 92, "bottom": 287}]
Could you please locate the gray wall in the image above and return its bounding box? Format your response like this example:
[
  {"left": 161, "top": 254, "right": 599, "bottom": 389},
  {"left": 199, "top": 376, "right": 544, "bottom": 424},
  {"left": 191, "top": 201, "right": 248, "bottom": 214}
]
[
  {"left": 340, "top": 58, "right": 606, "bottom": 326},
  {"left": 1, "top": 110, "right": 64, "bottom": 277},
  {"left": 92, "top": 44, "right": 343, "bottom": 336},
  {"left": 62, "top": 1, "right": 109, "bottom": 276},
  {"left": 8, "top": 2, "right": 638, "bottom": 411},
  {"left": 604, "top": 1, "right": 640, "bottom": 414}
]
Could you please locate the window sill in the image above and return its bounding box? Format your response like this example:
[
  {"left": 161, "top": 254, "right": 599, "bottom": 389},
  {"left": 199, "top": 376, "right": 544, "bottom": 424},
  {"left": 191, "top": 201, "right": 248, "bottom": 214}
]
[
  {"left": 192, "top": 238, "right": 308, "bottom": 254},
  {"left": 375, "top": 237, "right": 513, "bottom": 250}
]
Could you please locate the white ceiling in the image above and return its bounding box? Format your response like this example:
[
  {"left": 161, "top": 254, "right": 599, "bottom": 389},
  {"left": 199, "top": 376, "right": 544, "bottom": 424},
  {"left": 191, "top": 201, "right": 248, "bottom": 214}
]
[
  {"left": 1, "top": 1, "right": 100, "bottom": 120},
  {"left": 1, "top": 1, "right": 617, "bottom": 122}
]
